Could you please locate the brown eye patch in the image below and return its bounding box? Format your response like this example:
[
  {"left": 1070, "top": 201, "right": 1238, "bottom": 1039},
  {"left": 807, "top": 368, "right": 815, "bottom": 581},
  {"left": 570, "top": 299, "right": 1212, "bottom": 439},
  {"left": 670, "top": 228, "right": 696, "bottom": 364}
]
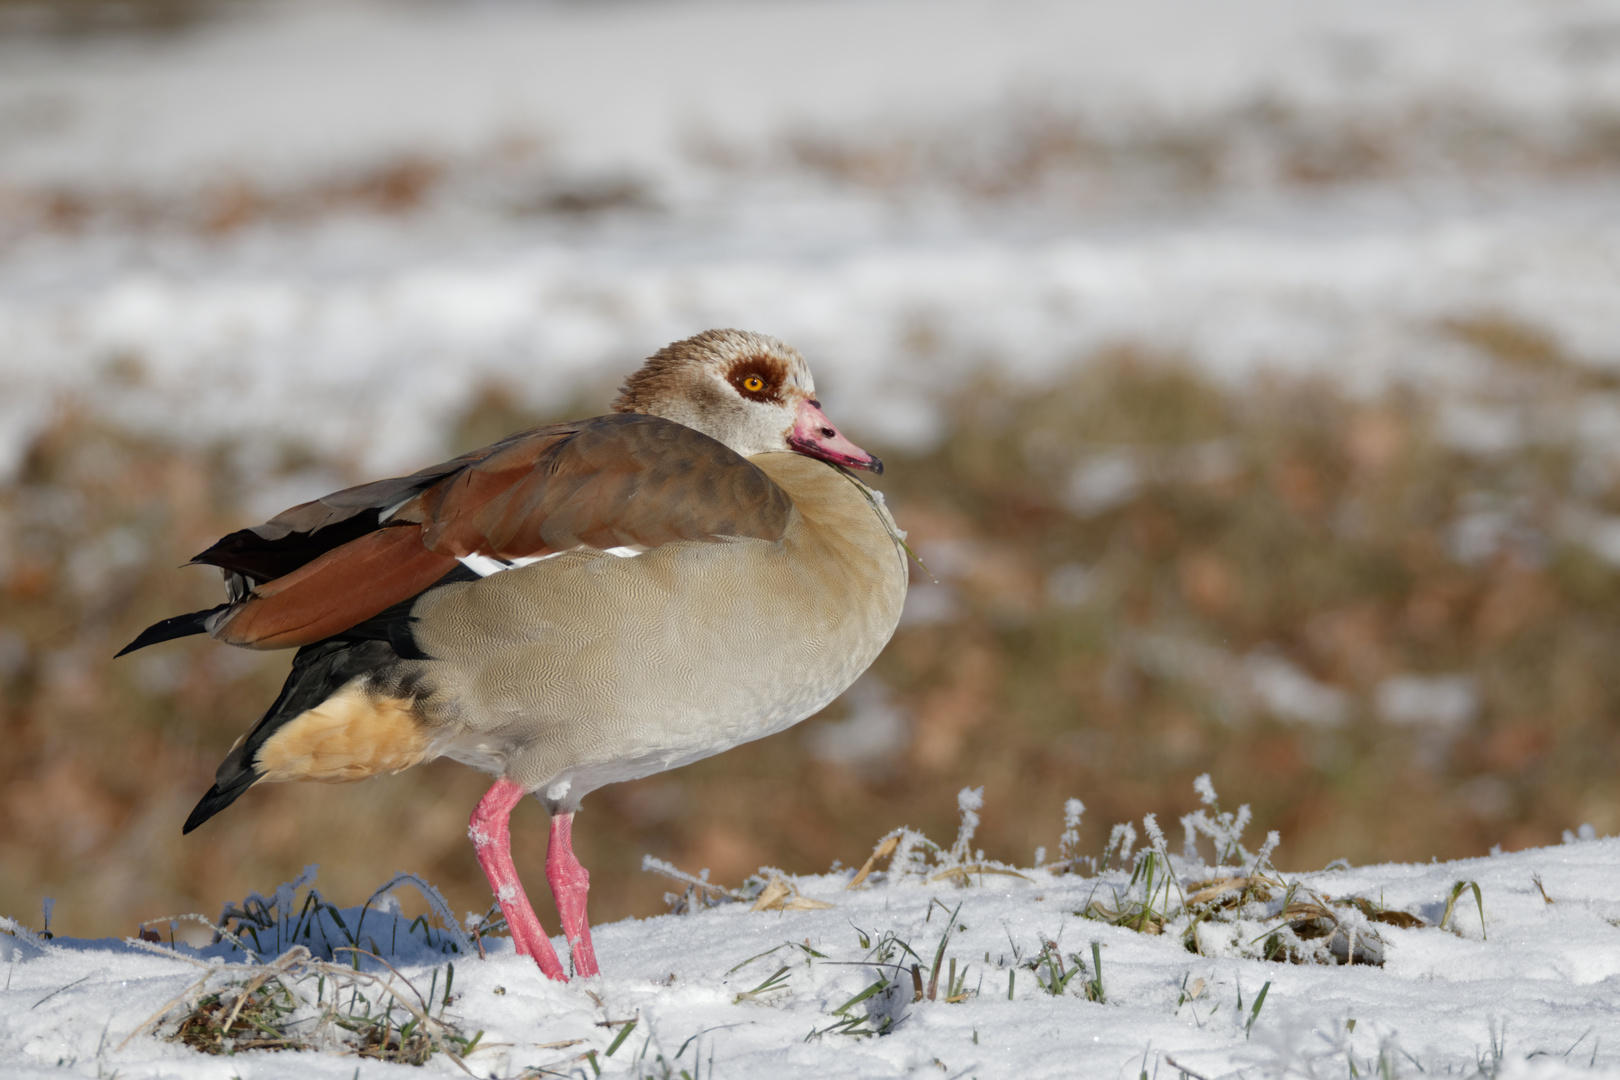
[{"left": 727, "top": 356, "right": 787, "bottom": 403}]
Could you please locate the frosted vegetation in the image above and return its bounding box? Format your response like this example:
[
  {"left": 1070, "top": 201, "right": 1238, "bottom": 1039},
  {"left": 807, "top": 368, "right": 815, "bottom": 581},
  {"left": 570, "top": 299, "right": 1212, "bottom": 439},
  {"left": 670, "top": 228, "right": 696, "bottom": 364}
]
[{"left": 9, "top": 779, "right": 1612, "bottom": 1079}]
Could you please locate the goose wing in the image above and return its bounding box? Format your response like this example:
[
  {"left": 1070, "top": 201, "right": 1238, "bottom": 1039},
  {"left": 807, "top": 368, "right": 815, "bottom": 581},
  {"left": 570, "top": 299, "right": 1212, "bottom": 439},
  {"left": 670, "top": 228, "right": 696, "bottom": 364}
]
[{"left": 119, "top": 414, "right": 794, "bottom": 653}]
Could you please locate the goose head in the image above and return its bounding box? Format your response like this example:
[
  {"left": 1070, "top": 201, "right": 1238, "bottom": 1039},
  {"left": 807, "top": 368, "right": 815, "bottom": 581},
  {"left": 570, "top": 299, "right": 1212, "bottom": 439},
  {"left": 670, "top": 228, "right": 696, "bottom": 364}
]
[{"left": 611, "top": 328, "right": 882, "bottom": 473}]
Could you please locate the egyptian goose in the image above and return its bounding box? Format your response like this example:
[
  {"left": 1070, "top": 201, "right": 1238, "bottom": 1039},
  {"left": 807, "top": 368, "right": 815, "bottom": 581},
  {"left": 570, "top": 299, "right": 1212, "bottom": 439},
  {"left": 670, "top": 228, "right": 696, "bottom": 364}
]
[{"left": 119, "top": 329, "right": 908, "bottom": 981}]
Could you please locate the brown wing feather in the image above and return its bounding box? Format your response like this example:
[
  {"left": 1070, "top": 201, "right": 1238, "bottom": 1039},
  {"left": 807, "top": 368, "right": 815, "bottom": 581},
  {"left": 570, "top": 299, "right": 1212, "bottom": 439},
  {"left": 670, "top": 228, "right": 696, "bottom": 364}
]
[
  {"left": 416, "top": 414, "right": 793, "bottom": 557},
  {"left": 195, "top": 421, "right": 583, "bottom": 583},
  {"left": 204, "top": 414, "right": 794, "bottom": 649},
  {"left": 214, "top": 527, "right": 459, "bottom": 648}
]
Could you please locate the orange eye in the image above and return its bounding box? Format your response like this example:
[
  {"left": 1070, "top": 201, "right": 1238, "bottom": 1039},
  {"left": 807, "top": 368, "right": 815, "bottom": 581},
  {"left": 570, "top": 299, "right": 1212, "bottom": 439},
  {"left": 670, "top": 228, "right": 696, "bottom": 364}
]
[{"left": 742, "top": 375, "right": 765, "bottom": 393}]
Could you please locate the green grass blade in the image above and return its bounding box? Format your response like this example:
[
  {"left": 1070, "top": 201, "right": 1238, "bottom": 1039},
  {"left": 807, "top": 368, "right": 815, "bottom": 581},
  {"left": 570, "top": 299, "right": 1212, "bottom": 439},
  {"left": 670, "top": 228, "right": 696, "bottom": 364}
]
[
  {"left": 604, "top": 1019, "right": 637, "bottom": 1057},
  {"left": 1245, "top": 980, "right": 1271, "bottom": 1038}
]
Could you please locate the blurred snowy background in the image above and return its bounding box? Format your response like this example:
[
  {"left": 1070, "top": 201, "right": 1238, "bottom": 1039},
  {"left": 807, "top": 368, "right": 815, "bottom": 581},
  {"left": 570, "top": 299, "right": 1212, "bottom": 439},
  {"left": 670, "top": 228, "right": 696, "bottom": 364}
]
[{"left": 5, "top": 0, "right": 1620, "bottom": 940}]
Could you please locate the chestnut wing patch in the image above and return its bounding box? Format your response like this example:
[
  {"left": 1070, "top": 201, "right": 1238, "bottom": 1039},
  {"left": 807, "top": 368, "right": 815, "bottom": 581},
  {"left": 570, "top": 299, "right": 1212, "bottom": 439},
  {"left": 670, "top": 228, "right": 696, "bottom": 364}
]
[
  {"left": 130, "top": 414, "right": 793, "bottom": 652},
  {"left": 192, "top": 422, "right": 573, "bottom": 585},
  {"left": 417, "top": 414, "right": 793, "bottom": 558}
]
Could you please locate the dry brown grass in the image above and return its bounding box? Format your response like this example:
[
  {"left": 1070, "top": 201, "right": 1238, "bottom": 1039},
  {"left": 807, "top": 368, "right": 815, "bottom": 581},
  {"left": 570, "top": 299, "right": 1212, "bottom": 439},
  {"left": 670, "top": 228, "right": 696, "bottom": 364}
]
[
  {"left": 0, "top": 0, "right": 239, "bottom": 38},
  {"left": 5, "top": 330, "right": 1620, "bottom": 941},
  {"left": 773, "top": 97, "right": 1620, "bottom": 205}
]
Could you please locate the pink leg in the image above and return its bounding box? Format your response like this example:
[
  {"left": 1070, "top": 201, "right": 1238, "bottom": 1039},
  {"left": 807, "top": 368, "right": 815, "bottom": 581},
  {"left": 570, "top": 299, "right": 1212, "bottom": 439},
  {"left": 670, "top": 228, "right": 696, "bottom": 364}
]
[
  {"left": 468, "top": 778, "right": 567, "bottom": 981},
  {"left": 546, "top": 811, "right": 599, "bottom": 977}
]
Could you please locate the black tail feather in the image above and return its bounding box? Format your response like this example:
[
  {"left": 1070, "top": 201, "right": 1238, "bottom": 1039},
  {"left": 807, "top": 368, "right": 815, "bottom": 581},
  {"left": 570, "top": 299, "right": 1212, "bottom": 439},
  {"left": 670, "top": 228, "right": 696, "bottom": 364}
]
[
  {"left": 180, "top": 638, "right": 400, "bottom": 833},
  {"left": 116, "top": 604, "right": 228, "bottom": 658},
  {"left": 182, "top": 757, "right": 260, "bottom": 834}
]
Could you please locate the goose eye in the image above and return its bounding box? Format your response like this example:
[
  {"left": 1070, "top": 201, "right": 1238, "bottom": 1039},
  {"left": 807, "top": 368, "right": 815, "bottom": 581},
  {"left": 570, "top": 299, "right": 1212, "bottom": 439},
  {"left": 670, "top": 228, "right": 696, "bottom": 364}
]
[{"left": 742, "top": 375, "right": 765, "bottom": 393}]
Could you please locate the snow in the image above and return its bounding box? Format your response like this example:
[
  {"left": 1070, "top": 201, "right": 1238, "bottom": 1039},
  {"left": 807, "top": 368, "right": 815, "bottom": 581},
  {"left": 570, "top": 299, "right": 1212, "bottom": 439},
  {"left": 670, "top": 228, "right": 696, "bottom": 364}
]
[
  {"left": 1376, "top": 675, "right": 1481, "bottom": 733},
  {"left": 5, "top": 0, "right": 1615, "bottom": 189},
  {"left": 16, "top": 193, "right": 1620, "bottom": 483},
  {"left": 6, "top": 0, "right": 1620, "bottom": 482},
  {"left": 4, "top": 809, "right": 1620, "bottom": 1078}
]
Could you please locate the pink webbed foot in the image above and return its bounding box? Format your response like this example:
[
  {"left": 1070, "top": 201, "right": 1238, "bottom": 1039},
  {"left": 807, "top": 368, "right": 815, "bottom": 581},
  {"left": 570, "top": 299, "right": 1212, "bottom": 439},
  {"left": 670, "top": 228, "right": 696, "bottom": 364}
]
[{"left": 468, "top": 778, "right": 568, "bottom": 981}]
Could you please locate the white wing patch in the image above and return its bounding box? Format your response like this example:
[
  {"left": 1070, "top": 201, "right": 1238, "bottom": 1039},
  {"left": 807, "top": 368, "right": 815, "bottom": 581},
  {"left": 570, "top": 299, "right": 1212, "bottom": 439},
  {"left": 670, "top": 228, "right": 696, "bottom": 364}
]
[
  {"left": 457, "top": 551, "right": 563, "bottom": 577},
  {"left": 457, "top": 553, "right": 509, "bottom": 577},
  {"left": 458, "top": 547, "right": 641, "bottom": 577}
]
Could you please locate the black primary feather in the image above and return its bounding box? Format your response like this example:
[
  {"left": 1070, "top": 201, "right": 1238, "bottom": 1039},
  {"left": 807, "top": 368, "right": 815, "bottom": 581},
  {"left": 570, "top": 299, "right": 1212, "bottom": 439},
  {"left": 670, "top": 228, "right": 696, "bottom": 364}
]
[
  {"left": 191, "top": 512, "right": 405, "bottom": 584},
  {"left": 115, "top": 604, "right": 229, "bottom": 658},
  {"left": 182, "top": 638, "right": 400, "bottom": 833}
]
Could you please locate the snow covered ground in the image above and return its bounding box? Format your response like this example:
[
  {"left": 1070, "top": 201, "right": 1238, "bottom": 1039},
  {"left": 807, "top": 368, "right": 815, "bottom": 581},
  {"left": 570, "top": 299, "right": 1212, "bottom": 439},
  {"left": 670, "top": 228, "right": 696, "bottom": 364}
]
[{"left": 3, "top": 789, "right": 1618, "bottom": 1079}]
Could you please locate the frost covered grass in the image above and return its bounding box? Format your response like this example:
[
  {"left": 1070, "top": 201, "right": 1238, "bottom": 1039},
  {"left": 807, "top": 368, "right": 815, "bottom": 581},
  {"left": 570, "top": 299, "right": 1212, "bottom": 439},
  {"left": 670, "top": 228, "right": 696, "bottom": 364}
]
[
  {"left": 653, "top": 781, "right": 1490, "bottom": 985},
  {"left": 4, "top": 782, "right": 1617, "bottom": 1078},
  {"left": 10, "top": 870, "right": 490, "bottom": 1068},
  {"left": 127, "top": 870, "right": 484, "bottom": 1063}
]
